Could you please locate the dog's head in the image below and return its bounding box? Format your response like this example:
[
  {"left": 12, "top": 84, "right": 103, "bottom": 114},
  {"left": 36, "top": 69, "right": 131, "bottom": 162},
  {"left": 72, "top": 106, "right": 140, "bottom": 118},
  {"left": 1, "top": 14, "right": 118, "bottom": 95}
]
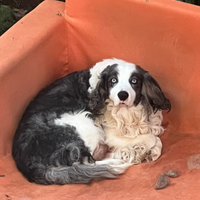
[{"left": 89, "top": 59, "right": 171, "bottom": 115}]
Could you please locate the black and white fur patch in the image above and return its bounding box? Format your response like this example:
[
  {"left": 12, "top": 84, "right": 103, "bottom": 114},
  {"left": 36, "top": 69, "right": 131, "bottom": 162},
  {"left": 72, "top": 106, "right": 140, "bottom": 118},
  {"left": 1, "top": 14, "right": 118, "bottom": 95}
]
[{"left": 12, "top": 58, "right": 171, "bottom": 185}]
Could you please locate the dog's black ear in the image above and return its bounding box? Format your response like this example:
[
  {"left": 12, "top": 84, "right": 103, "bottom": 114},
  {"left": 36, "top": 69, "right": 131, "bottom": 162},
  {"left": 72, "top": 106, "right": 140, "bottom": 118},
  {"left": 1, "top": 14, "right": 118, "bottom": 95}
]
[
  {"left": 141, "top": 71, "right": 171, "bottom": 114},
  {"left": 89, "top": 73, "right": 109, "bottom": 114}
]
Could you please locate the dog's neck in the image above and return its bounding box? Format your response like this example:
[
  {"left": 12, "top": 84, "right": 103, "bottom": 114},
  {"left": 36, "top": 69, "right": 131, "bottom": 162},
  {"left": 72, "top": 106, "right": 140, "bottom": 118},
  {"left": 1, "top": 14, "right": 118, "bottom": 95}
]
[{"left": 95, "top": 99, "right": 164, "bottom": 138}]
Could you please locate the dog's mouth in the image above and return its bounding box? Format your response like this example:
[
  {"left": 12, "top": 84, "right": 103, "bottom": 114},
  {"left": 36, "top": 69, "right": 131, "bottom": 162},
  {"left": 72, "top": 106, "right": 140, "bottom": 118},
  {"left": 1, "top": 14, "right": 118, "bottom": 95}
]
[
  {"left": 111, "top": 97, "right": 134, "bottom": 107},
  {"left": 118, "top": 101, "right": 129, "bottom": 107}
]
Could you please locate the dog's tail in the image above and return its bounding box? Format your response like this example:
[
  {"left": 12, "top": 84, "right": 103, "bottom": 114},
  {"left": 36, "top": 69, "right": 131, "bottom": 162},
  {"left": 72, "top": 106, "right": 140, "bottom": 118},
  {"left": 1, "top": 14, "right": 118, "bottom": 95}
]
[{"left": 29, "top": 162, "right": 128, "bottom": 185}]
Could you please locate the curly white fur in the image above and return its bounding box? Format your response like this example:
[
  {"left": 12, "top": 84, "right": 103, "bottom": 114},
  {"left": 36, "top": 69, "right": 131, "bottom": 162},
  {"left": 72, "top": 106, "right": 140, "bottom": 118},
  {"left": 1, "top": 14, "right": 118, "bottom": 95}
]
[
  {"left": 96, "top": 100, "right": 164, "bottom": 137},
  {"left": 95, "top": 100, "right": 163, "bottom": 164}
]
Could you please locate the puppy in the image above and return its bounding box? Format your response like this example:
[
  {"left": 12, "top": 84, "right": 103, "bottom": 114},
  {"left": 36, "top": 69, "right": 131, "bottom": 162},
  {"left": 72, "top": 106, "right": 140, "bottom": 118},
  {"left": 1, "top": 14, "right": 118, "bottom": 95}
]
[{"left": 12, "top": 58, "right": 171, "bottom": 185}]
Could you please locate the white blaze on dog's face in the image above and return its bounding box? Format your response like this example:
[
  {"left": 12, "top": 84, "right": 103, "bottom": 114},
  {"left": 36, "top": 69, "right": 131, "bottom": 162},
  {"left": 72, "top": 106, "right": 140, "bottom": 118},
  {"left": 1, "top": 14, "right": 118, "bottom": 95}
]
[
  {"left": 109, "top": 63, "right": 139, "bottom": 107},
  {"left": 89, "top": 59, "right": 143, "bottom": 107}
]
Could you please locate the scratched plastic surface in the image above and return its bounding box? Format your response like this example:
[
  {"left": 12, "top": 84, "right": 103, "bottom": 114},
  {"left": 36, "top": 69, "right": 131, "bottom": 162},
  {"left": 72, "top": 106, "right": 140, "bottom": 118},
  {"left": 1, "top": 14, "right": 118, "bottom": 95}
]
[{"left": 1, "top": 0, "right": 200, "bottom": 199}]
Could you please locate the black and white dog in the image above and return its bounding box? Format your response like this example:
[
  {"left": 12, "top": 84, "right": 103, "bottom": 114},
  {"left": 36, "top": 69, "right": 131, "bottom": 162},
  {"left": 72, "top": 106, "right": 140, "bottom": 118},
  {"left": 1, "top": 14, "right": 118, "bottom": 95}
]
[{"left": 12, "top": 58, "right": 171, "bottom": 185}]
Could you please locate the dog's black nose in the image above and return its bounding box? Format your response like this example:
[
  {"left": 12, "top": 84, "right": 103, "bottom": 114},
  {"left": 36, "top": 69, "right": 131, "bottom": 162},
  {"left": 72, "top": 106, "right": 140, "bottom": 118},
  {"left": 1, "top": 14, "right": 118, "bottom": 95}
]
[{"left": 118, "top": 91, "right": 129, "bottom": 101}]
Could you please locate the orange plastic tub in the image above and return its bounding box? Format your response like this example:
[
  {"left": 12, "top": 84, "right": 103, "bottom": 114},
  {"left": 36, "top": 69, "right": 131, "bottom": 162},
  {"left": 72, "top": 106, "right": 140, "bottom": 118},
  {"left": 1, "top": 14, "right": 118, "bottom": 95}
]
[{"left": 1, "top": 0, "right": 200, "bottom": 199}]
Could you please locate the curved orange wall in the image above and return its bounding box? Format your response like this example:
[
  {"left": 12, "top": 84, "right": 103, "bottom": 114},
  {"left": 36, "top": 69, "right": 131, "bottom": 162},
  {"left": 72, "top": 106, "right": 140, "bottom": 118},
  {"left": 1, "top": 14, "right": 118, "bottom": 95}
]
[
  {"left": 0, "top": 1, "right": 68, "bottom": 155},
  {"left": 0, "top": 0, "right": 200, "bottom": 199},
  {"left": 65, "top": 0, "right": 200, "bottom": 134}
]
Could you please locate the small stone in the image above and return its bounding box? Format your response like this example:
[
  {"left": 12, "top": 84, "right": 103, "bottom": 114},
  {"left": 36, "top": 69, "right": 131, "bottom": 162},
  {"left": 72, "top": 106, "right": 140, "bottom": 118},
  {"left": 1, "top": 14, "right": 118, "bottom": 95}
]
[
  {"left": 155, "top": 174, "right": 170, "bottom": 190},
  {"left": 165, "top": 170, "right": 179, "bottom": 178}
]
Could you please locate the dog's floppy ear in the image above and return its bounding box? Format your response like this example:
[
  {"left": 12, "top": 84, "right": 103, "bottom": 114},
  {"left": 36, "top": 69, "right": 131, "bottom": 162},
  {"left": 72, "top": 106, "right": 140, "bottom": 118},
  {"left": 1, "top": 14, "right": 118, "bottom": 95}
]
[
  {"left": 141, "top": 71, "right": 171, "bottom": 114},
  {"left": 88, "top": 71, "right": 109, "bottom": 114}
]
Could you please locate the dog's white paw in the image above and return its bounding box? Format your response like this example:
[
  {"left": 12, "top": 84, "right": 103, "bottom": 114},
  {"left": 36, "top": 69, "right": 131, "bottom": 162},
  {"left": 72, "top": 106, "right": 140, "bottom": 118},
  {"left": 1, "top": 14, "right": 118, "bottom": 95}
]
[
  {"left": 95, "top": 158, "right": 131, "bottom": 174},
  {"left": 141, "top": 137, "right": 162, "bottom": 162},
  {"left": 96, "top": 158, "right": 125, "bottom": 166},
  {"left": 113, "top": 144, "right": 149, "bottom": 164},
  {"left": 112, "top": 162, "right": 132, "bottom": 174},
  {"left": 147, "top": 147, "right": 161, "bottom": 162},
  {"left": 146, "top": 136, "right": 162, "bottom": 162}
]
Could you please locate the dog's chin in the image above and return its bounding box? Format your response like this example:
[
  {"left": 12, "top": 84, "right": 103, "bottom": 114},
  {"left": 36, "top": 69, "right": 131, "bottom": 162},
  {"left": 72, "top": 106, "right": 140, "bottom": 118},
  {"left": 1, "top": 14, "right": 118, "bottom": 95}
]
[
  {"left": 113, "top": 100, "right": 133, "bottom": 108},
  {"left": 118, "top": 102, "right": 129, "bottom": 107}
]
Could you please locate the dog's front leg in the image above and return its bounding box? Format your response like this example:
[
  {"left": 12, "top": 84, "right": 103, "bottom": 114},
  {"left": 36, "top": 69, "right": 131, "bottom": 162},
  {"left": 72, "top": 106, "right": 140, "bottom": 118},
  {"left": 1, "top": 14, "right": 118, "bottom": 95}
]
[
  {"left": 125, "top": 134, "right": 163, "bottom": 163},
  {"left": 106, "top": 134, "right": 162, "bottom": 164}
]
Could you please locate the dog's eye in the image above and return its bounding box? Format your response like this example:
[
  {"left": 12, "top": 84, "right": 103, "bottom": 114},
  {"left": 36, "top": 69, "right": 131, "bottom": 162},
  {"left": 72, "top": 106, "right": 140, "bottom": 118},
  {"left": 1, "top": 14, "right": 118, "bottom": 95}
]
[
  {"left": 131, "top": 78, "right": 138, "bottom": 84},
  {"left": 111, "top": 78, "right": 118, "bottom": 84}
]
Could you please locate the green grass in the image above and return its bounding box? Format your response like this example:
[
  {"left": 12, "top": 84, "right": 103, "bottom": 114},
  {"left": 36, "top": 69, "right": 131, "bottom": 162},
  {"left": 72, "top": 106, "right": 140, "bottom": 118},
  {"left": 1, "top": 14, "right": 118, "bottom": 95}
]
[{"left": 0, "top": 5, "right": 16, "bottom": 36}]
